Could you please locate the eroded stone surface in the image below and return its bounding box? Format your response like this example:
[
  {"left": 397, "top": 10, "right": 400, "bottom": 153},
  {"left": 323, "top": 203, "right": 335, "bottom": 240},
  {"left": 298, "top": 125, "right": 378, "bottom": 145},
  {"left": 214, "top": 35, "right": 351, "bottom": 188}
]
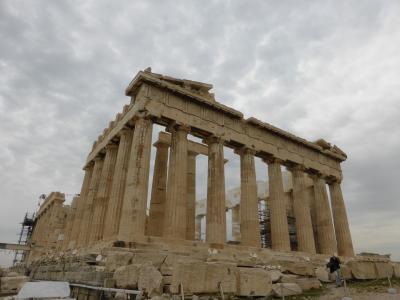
[
  {"left": 348, "top": 261, "right": 377, "bottom": 280},
  {"left": 138, "top": 262, "right": 163, "bottom": 296},
  {"left": 237, "top": 267, "right": 272, "bottom": 296},
  {"left": 272, "top": 283, "right": 302, "bottom": 297},
  {"left": 113, "top": 264, "right": 140, "bottom": 289},
  {"left": 375, "top": 262, "right": 393, "bottom": 279},
  {"left": 171, "top": 262, "right": 237, "bottom": 294}
]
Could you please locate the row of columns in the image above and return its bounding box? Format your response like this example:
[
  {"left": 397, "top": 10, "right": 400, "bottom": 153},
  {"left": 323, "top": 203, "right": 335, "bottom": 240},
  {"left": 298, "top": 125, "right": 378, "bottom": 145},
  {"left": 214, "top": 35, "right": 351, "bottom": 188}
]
[{"left": 64, "top": 114, "right": 354, "bottom": 257}]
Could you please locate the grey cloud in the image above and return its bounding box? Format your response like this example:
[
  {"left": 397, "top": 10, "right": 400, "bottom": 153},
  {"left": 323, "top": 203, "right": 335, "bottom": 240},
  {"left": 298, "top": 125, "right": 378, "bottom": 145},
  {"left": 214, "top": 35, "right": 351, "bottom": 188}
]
[{"left": 1, "top": 0, "right": 400, "bottom": 265}]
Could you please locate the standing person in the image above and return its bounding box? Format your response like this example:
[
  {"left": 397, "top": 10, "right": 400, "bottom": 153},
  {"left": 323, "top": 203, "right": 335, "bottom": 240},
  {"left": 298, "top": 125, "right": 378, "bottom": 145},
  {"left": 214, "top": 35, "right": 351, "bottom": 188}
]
[{"left": 327, "top": 253, "right": 342, "bottom": 287}]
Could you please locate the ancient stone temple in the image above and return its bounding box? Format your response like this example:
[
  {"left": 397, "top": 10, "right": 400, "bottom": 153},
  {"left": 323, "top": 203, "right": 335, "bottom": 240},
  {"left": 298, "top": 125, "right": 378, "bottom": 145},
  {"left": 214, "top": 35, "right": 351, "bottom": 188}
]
[{"left": 22, "top": 68, "right": 394, "bottom": 298}]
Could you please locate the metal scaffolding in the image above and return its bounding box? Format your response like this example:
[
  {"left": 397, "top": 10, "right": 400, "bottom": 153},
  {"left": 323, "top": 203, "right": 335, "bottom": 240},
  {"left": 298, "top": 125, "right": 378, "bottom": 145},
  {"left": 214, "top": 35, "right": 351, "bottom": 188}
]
[
  {"left": 258, "top": 199, "right": 298, "bottom": 250},
  {"left": 13, "top": 212, "right": 35, "bottom": 266}
]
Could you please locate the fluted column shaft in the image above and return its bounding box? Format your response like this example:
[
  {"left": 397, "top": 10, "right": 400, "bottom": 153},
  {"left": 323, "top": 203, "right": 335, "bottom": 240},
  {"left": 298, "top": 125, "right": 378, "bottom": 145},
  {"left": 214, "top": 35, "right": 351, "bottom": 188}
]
[
  {"left": 62, "top": 196, "right": 79, "bottom": 250},
  {"left": 88, "top": 144, "right": 118, "bottom": 244},
  {"left": 186, "top": 151, "right": 197, "bottom": 240},
  {"left": 312, "top": 175, "right": 337, "bottom": 255},
  {"left": 103, "top": 128, "right": 133, "bottom": 239},
  {"left": 195, "top": 215, "right": 203, "bottom": 240},
  {"left": 329, "top": 180, "right": 354, "bottom": 256},
  {"left": 147, "top": 141, "right": 169, "bottom": 236},
  {"left": 163, "top": 125, "right": 189, "bottom": 239},
  {"left": 118, "top": 116, "right": 153, "bottom": 241},
  {"left": 290, "top": 166, "right": 316, "bottom": 254},
  {"left": 68, "top": 164, "right": 94, "bottom": 249},
  {"left": 78, "top": 157, "right": 104, "bottom": 247},
  {"left": 205, "top": 136, "right": 226, "bottom": 244},
  {"left": 238, "top": 148, "right": 260, "bottom": 247},
  {"left": 231, "top": 205, "right": 241, "bottom": 241},
  {"left": 266, "top": 158, "right": 291, "bottom": 251}
]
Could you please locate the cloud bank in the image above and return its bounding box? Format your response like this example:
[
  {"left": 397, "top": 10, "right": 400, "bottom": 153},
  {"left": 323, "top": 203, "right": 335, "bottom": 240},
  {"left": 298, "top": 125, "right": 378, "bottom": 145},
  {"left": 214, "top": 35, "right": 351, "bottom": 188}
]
[{"left": 1, "top": 0, "right": 399, "bottom": 265}]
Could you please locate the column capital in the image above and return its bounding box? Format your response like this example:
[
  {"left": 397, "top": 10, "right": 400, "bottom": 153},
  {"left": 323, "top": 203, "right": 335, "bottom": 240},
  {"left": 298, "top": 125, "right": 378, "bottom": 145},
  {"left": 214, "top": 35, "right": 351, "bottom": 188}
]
[
  {"left": 118, "top": 126, "right": 133, "bottom": 137},
  {"left": 262, "top": 156, "right": 283, "bottom": 165},
  {"left": 153, "top": 140, "right": 170, "bottom": 149},
  {"left": 234, "top": 146, "right": 257, "bottom": 156},
  {"left": 286, "top": 163, "right": 306, "bottom": 173},
  {"left": 166, "top": 121, "right": 190, "bottom": 133},
  {"left": 188, "top": 150, "right": 200, "bottom": 157},
  {"left": 326, "top": 176, "right": 342, "bottom": 185},
  {"left": 93, "top": 155, "right": 104, "bottom": 162},
  {"left": 83, "top": 161, "right": 94, "bottom": 170},
  {"left": 132, "top": 111, "right": 152, "bottom": 122},
  {"left": 203, "top": 135, "right": 224, "bottom": 145},
  {"left": 105, "top": 143, "right": 119, "bottom": 150}
]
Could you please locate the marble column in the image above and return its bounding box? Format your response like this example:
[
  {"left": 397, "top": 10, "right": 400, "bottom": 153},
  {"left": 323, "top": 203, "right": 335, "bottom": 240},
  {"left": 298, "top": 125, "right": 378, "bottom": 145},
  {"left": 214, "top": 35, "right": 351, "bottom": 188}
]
[
  {"left": 265, "top": 157, "right": 291, "bottom": 251},
  {"left": 118, "top": 116, "right": 153, "bottom": 241},
  {"left": 147, "top": 139, "right": 169, "bottom": 236},
  {"left": 103, "top": 128, "right": 133, "bottom": 240},
  {"left": 163, "top": 124, "right": 189, "bottom": 239},
  {"left": 329, "top": 179, "right": 354, "bottom": 257},
  {"left": 195, "top": 215, "right": 203, "bottom": 240},
  {"left": 312, "top": 174, "right": 337, "bottom": 255},
  {"left": 290, "top": 165, "right": 316, "bottom": 254},
  {"left": 78, "top": 156, "right": 104, "bottom": 247},
  {"left": 205, "top": 136, "right": 226, "bottom": 244},
  {"left": 231, "top": 204, "right": 241, "bottom": 241},
  {"left": 67, "top": 164, "right": 94, "bottom": 248},
  {"left": 237, "top": 147, "right": 260, "bottom": 247},
  {"left": 88, "top": 143, "right": 118, "bottom": 244},
  {"left": 62, "top": 196, "right": 78, "bottom": 250},
  {"left": 186, "top": 151, "right": 198, "bottom": 240}
]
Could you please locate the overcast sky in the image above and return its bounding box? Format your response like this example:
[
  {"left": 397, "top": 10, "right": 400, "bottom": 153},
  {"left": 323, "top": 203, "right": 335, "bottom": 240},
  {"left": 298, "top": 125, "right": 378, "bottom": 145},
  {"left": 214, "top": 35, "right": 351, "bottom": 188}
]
[{"left": 1, "top": 1, "right": 400, "bottom": 266}]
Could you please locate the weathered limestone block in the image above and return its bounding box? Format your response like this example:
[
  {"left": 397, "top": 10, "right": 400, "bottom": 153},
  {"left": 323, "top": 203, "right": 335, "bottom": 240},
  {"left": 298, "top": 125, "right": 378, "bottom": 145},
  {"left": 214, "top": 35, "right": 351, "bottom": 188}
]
[
  {"left": 138, "top": 262, "right": 163, "bottom": 296},
  {"left": 272, "top": 283, "right": 302, "bottom": 297},
  {"left": 280, "top": 274, "right": 300, "bottom": 283},
  {"left": 347, "top": 261, "right": 377, "bottom": 280},
  {"left": 0, "top": 276, "right": 29, "bottom": 291},
  {"left": 105, "top": 252, "right": 134, "bottom": 271},
  {"left": 206, "top": 252, "right": 236, "bottom": 264},
  {"left": 113, "top": 264, "right": 140, "bottom": 289},
  {"left": 295, "top": 278, "right": 321, "bottom": 290},
  {"left": 237, "top": 268, "right": 272, "bottom": 296},
  {"left": 268, "top": 270, "right": 283, "bottom": 283},
  {"left": 375, "top": 262, "right": 393, "bottom": 279},
  {"left": 160, "top": 254, "right": 203, "bottom": 276},
  {"left": 392, "top": 263, "right": 400, "bottom": 278},
  {"left": 171, "top": 262, "right": 237, "bottom": 294},
  {"left": 131, "top": 252, "right": 168, "bottom": 269},
  {"left": 340, "top": 265, "right": 353, "bottom": 279},
  {"left": 279, "top": 261, "right": 314, "bottom": 276},
  {"left": 315, "top": 267, "right": 331, "bottom": 282}
]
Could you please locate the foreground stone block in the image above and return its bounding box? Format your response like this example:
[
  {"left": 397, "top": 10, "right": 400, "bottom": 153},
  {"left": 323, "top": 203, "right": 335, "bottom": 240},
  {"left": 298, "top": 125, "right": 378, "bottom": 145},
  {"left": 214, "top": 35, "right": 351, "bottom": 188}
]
[
  {"left": 347, "top": 261, "right": 376, "bottom": 280},
  {"left": 279, "top": 261, "right": 314, "bottom": 276},
  {"left": 113, "top": 264, "right": 140, "bottom": 289},
  {"left": 272, "top": 283, "right": 302, "bottom": 297},
  {"left": 375, "top": 262, "right": 393, "bottom": 279},
  {"left": 132, "top": 252, "right": 167, "bottom": 269},
  {"left": 392, "top": 263, "right": 400, "bottom": 278},
  {"left": 340, "top": 264, "right": 352, "bottom": 279},
  {"left": 0, "top": 276, "right": 29, "bottom": 291},
  {"left": 267, "top": 270, "right": 283, "bottom": 282},
  {"left": 295, "top": 278, "right": 321, "bottom": 290},
  {"left": 105, "top": 251, "right": 134, "bottom": 271},
  {"left": 138, "top": 263, "right": 163, "bottom": 296},
  {"left": 171, "top": 262, "right": 237, "bottom": 294},
  {"left": 315, "top": 267, "right": 331, "bottom": 282},
  {"left": 237, "top": 268, "right": 272, "bottom": 296}
]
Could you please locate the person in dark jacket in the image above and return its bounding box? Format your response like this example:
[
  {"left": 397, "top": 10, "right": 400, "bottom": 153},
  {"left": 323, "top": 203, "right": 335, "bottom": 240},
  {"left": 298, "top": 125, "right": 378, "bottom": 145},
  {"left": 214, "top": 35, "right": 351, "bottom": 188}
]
[{"left": 327, "top": 253, "right": 342, "bottom": 287}]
